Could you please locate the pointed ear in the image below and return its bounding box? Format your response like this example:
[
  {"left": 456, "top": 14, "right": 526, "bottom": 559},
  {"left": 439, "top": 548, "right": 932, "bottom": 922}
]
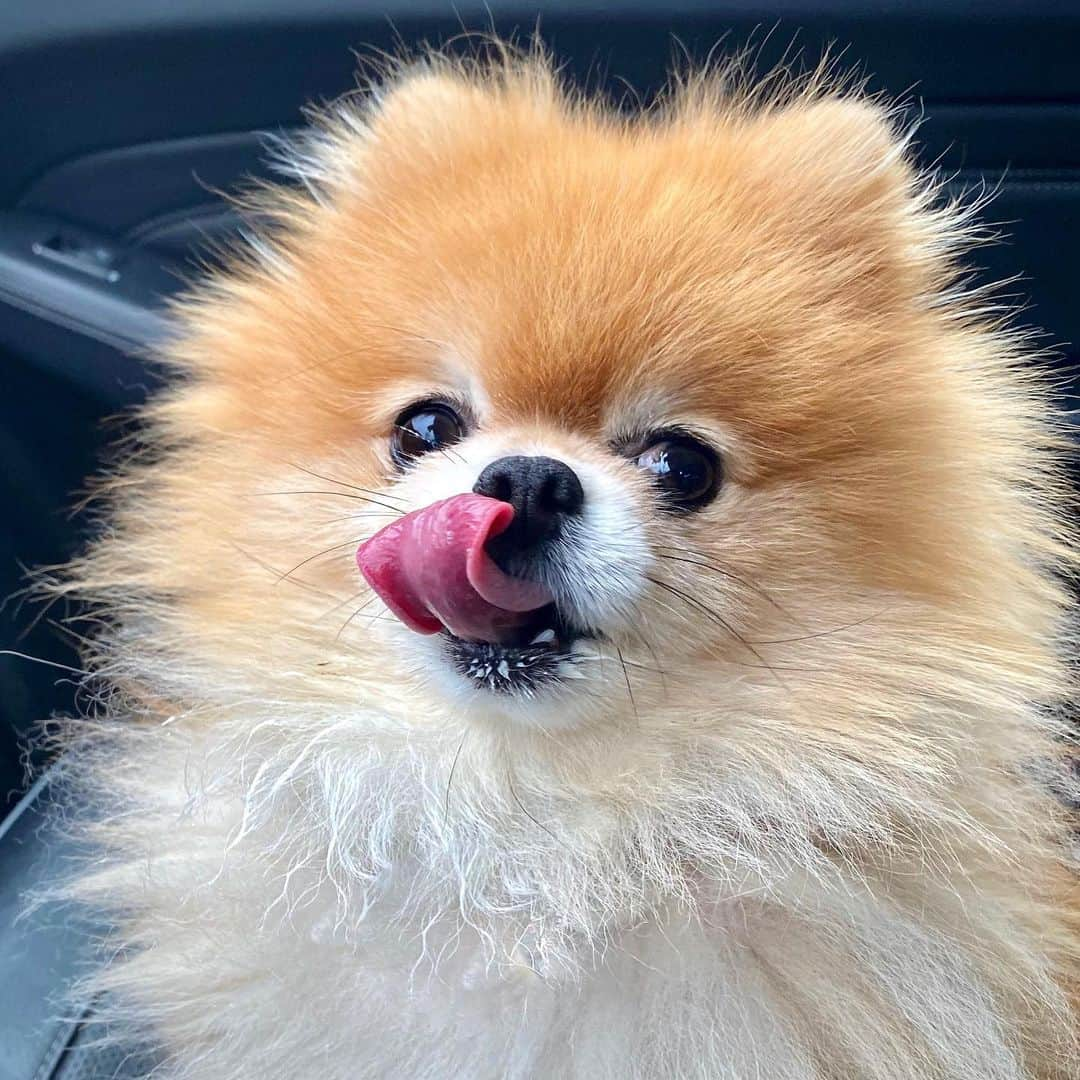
[
  {"left": 752, "top": 96, "right": 912, "bottom": 203},
  {"left": 364, "top": 62, "right": 559, "bottom": 151},
  {"left": 735, "top": 97, "right": 931, "bottom": 305},
  {"left": 290, "top": 68, "right": 501, "bottom": 198},
  {"left": 368, "top": 69, "right": 488, "bottom": 136},
  {"left": 281, "top": 60, "right": 562, "bottom": 211}
]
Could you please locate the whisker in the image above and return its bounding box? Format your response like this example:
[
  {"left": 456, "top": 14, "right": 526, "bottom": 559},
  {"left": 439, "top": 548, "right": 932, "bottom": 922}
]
[
  {"left": 626, "top": 623, "right": 669, "bottom": 696},
  {"left": 748, "top": 610, "right": 887, "bottom": 645},
  {"left": 313, "top": 589, "right": 368, "bottom": 621},
  {"left": 444, "top": 731, "right": 469, "bottom": 820},
  {"left": 364, "top": 320, "right": 450, "bottom": 352},
  {"left": 336, "top": 609, "right": 392, "bottom": 629},
  {"left": 614, "top": 644, "right": 639, "bottom": 727},
  {"left": 646, "top": 576, "right": 798, "bottom": 685},
  {"left": 654, "top": 552, "right": 886, "bottom": 645},
  {"left": 253, "top": 490, "right": 404, "bottom": 515},
  {"left": 504, "top": 765, "right": 561, "bottom": 845},
  {"left": 313, "top": 511, "right": 405, "bottom": 528},
  {"left": 228, "top": 541, "right": 349, "bottom": 601},
  {"left": 652, "top": 550, "right": 796, "bottom": 619},
  {"left": 288, "top": 463, "right": 407, "bottom": 505},
  {"left": 277, "top": 537, "right": 369, "bottom": 583},
  {"left": 334, "top": 596, "right": 379, "bottom": 641}
]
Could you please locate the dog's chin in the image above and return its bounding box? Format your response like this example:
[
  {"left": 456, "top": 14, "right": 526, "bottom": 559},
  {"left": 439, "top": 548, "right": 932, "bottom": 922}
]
[
  {"left": 441, "top": 601, "right": 594, "bottom": 692},
  {"left": 390, "top": 607, "right": 613, "bottom": 732}
]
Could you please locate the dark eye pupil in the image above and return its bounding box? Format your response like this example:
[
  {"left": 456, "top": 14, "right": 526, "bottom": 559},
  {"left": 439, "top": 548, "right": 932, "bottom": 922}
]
[
  {"left": 635, "top": 438, "right": 718, "bottom": 509},
  {"left": 392, "top": 403, "right": 466, "bottom": 466}
]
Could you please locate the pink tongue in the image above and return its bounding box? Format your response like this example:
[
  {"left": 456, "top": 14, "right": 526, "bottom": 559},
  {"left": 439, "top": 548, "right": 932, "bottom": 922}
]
[{"left": 356, "top": 494, "right": 554, "bottom": 643}]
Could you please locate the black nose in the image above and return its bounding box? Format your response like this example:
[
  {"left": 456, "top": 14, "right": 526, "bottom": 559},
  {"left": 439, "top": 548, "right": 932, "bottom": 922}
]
[{"left": 473, "top": 455, "right": 585, "bottom": 552}]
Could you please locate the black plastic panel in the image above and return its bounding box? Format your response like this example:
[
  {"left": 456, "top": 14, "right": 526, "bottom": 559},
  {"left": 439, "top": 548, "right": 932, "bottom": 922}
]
[
  {"left": 3, "top": 3, "right": 1080, "bottom": 206},
  {"left": 0, "top": 214, "right": 179, "bottom": 345},
  {"left": 16, "top": 132, "right": 275, "bottom": 238},
  {"left": 0, "top": 213, "right": 179, "bottom": 398}
]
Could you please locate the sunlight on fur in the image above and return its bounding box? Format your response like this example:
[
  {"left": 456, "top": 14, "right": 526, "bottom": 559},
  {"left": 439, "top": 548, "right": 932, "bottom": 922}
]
[{"left": 37, "top": 43, "right": 1080, "bottom": 1079}]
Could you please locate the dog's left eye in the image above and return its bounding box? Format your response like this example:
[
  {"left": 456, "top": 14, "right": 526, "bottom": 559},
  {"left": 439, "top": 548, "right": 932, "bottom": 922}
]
[
  {"left": 635, "top": 436, "right": 720, "bottom": 510},
  {"left": 391, "top": 401, "right": 467, "bottom": 468}
]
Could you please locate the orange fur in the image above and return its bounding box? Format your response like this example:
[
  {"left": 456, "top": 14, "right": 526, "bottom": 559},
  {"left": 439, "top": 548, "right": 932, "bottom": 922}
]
[{"left": 50, "top": 52, "right": 1079, "bottom": 1079}]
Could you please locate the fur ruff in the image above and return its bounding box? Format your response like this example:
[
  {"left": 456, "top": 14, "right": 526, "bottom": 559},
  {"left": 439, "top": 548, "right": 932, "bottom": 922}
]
[{"left": 40, "top": 48, "right": 1080, "bottom": 1079}]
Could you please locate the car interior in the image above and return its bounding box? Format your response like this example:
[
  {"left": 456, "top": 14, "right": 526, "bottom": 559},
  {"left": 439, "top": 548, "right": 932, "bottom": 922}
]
[{"left": 1, "top": 2, "right": 1078, "bottom": 1077}]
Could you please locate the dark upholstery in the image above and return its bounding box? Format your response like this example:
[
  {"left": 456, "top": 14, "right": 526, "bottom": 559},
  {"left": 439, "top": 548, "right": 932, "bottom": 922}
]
[{"left": 0, "top": 771, "right": 152, "bottom": 1080}]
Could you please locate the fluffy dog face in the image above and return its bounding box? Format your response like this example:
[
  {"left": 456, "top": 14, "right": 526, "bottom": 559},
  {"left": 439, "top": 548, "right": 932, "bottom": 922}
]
[
  {"left": 60, "top": 60, "right": 1080, "bottom": 1077},
  {"left": 139, "top": 62, "right": 1059, "bottom": 745}
]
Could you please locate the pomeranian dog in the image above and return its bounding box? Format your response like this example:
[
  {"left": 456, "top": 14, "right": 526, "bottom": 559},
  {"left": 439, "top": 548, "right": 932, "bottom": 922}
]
[{"left": 49, "top": 48, "right": 1079, "bottom": 1079}]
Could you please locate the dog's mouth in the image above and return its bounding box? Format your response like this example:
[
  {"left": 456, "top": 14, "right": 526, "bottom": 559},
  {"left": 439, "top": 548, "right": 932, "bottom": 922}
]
[
  {"left": 442, "top": 602, "right": 593, "bottom": 693},
  {"left": 356, "top": 493, "right": 596, "bottom": 694}
]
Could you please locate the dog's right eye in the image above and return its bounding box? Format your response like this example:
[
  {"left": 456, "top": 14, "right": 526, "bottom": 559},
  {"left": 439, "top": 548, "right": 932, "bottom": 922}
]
[
  {"left": 391, "top": 402, "right": 467, "bottom": 468},
  {"left": 632, "top": 433, "right": 721, "bottom": 512}
]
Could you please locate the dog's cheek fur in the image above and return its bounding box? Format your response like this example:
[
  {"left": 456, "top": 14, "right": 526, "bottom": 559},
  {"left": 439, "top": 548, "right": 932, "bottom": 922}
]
[{"left": 42, "top": 55, "right": 1080, "bottom": 1078}]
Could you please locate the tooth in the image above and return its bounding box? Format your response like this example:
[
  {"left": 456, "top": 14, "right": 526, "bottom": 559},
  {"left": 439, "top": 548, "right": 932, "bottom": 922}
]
[
  {"left": 497, "top": 660, "right": 510, "bottom": 679},
  {"left": 530, "top": 629, "right": 557, "bottom": 645}
]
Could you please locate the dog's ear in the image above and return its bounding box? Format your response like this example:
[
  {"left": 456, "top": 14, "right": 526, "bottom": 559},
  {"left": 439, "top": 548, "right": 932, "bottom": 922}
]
[
  {"left": 291, "top": 63, "right": 562, "bottom": 205},
  {"left": 745, "top": 97, "right": 914, "bottom": 214},
  {"left": 363, "top": 63, "right": 559, "bottom": 157},
  {"left": 367, "top": 69, "right": 489, "bottom": 137},
  {"left": 728, "top": 97, "right": 940, "bottom": 308}
]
